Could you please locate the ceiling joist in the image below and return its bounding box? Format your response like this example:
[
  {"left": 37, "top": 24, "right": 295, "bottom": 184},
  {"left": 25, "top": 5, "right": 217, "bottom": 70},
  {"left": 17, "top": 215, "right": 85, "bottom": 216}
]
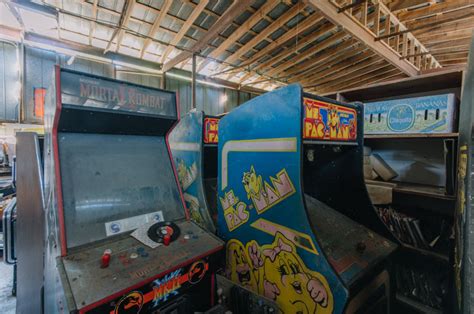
[{"left": 161, "top": 0, "right": 254, "bottom": 72}]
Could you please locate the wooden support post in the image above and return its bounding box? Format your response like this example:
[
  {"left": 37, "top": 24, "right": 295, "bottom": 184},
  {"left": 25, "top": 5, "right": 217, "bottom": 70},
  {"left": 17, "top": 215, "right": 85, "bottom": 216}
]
[
  {"left": 374, "top": 4, "right": 380, "bottom": 36},
  {"left": 360, "top": 1, "right": 367, "bottom": 26},
  {"left": 384, "top": 15, "right": 391, "bottom": 44}
]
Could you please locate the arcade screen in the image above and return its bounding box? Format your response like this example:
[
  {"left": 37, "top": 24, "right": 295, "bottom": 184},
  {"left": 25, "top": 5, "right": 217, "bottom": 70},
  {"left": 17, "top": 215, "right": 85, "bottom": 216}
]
[{"left": 59, "top": 133, "right": 184, "bottom": 248}]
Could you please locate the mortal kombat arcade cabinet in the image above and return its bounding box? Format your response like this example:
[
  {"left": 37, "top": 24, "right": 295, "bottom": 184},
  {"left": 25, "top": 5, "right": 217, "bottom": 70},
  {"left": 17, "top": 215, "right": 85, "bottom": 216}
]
[
  {"left": 169, "top": 111, "right": 222, "bottom": 232},
  {"left": 217, "top": 84, "right": 398, "bottom": 313},
  {"left": 43, "top": 68, "right": 223, "bottom": 314}
]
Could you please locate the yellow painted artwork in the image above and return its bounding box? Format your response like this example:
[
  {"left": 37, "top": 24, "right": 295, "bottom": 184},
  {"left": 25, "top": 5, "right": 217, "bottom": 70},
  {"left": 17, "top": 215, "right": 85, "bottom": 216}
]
[{"left": 226, "top": 232, "right": 333, "bottom": 314}]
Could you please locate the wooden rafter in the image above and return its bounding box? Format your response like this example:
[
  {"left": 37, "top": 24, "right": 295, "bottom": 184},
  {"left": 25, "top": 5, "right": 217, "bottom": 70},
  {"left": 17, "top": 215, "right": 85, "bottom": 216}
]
[
  {"left": 397, "top": 1, "right": 473, "bottom": 22},
  {"left": 216, "top": 1, "right": 306, "bottom": 73},
  {"left": 265, "top": 31, "right": 347, "bottom": 78},
  {"left": 160, "top": 0, "right": 209, "bottom": 64},
  {"left": 388, "top": 0, "right": 431, "bottom": 12},
  {"left": 307, "top": 57, "right": 387, "bottom": 90},
  {"left": 139, "top": 0, "right": 172, "bottom": 59},
  {"left": 318, "top": 67, "right": 402, "bottom": 94},
  {"left": 377, "top": 1, "right": 441, "bottom": 68},
  {"left": 104, "top": 0, "right": 134, "bottom": 54},
  {"left": 197, "top": 1, "right": 280, "bottom": 72},
  {"left": 287, "top": 39, "right": 360, "bottom": 80},
  {"left": 161, "top": 0, "right": 254, "bottom": 72},
  {"left": 238, "top": 22, "right": 338, "bottom": 83},
  {"left": 19, "top": 0, "right": 472, "bottom": 93},
  {"left": 301, "top": 50, "right": 377, "bottom": 86},
  {"left": 88, "top": 0, "right": 98, "bottom": 45},
  {"left": 306, "top": 0, "right": 419, "bottom": 76},
  {"left": 227, "top": 13, "right": 325, "bottom": 75}
]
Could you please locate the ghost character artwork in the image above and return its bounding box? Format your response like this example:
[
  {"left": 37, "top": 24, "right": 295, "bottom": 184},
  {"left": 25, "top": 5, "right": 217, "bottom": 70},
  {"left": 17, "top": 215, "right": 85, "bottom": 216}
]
[
  {"left": 226, "top": 239, "right": 259, "bottom": 291},
  {"left": 245, "top": 233, "right": 333, "bottom": 314}
]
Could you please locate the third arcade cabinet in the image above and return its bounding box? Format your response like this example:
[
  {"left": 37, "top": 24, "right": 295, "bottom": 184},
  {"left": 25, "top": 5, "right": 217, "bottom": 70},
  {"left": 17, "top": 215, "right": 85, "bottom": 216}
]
[
  {"left": 169, "top": 111, "right": 223, "bottom": 232},
  {"left": 42, "top": 68, "right": 224, "bottom": 314},
  {"left": 217, "top": 84, "right": 398, "bottom": 313}
]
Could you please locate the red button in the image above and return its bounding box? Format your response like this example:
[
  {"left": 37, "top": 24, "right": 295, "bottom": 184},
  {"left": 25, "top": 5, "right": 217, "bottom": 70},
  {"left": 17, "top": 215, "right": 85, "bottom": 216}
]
[
  {"left": 101, "top": 249, "right": 112, "bottom": 268},
  {"left": 164, "top": 234, "right": 171, "bottom": 246}
]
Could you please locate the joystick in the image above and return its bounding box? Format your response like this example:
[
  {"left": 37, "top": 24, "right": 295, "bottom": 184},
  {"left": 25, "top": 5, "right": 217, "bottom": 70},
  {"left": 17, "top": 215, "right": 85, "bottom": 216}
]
[{"left": 147, "top": 221, "right": 181, "bottom": 245}]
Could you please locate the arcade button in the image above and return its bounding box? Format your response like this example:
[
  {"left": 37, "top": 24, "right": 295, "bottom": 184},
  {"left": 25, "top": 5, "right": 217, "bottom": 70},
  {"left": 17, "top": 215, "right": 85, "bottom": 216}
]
[
  {"left": 147, "top": 221, "right": 181, "bottom": 244},
  {"left": 164, "top": 234, "right": 171, "bottom": 246},
  {"left": 130, "top": 253, "right": 138, "bottom": 259},
  {"left": 137, "top": 247, "right": 149, "bottom": 257},
  {"left": 101, "top": 249, "right": 112, "bottom": 268}
]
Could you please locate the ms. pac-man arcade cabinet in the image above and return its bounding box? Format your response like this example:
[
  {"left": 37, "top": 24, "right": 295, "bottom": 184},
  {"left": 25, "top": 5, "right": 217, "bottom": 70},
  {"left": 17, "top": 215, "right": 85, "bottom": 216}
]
[
  {"left": 169, "top": 111, "right": 223, "bottom": 232},
  {"left": 42, "top": 68, "right": 224, "bottom": 314},
  {"left": 217, "top": 84, "right": 398, "bottom": 313}
]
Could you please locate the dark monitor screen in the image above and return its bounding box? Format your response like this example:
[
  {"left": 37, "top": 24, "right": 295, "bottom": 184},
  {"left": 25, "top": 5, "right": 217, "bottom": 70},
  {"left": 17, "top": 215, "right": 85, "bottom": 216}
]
[{"left": 58, "top": 133, "right": 184, "bottom": 248}]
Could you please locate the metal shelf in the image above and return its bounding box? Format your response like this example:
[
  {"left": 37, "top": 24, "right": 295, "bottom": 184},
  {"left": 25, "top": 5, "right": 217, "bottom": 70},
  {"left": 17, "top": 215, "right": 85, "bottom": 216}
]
[{"left": 396, "top": 293, "right": 443, "bottom": 314}]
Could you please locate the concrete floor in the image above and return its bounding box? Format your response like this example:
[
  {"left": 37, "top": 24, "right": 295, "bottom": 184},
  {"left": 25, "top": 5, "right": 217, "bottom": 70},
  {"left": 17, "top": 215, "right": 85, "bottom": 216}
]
[{"left": 0, "top": 257, "right": 16, "bottom": 314}]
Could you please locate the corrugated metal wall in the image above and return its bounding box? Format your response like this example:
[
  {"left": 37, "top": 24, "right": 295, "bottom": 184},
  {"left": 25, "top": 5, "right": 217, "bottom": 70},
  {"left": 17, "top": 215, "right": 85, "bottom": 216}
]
[
  {"left": 0, "top": 41, "right": 256, "bottom": 124},
  {"left": 0, "top": 42, "right": 20, "bottom": 122}
]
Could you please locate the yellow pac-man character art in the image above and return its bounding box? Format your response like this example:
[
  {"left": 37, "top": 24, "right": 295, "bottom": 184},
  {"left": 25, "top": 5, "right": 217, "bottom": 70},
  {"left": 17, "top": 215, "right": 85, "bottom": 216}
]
[
  {"left": 243, "top": 233, "right": 334, "bottom": 314},
  {"left": 242, "top": 166, "right": 266, "bottom": 200},
  {"left": 226, "top": 239, "right": 259, "bottom": 292}
]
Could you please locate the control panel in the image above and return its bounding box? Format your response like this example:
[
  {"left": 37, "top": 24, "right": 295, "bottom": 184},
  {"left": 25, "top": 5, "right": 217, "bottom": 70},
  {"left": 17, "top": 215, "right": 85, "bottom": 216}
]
[{"left": 60, "top": 220, "right": 223, "bottom": 313}]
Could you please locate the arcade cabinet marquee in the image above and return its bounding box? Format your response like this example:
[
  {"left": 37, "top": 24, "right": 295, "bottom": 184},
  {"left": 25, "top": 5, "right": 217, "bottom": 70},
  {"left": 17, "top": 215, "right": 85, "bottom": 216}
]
[{"left": 42, "top": 68, "right": 224, "bottom": 314}]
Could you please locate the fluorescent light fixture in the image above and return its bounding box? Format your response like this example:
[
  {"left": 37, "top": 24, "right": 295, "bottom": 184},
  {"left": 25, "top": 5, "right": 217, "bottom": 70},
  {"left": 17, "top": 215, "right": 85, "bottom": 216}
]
[
  {"left": 112, "top": 59, "right": 162, "bottom": 75},
  {"left": 220, "top": 94, "right": 228, "bottom": 104},
  {"left": 12, "top": 81, "right": 21, "bottom": 102},
  {"left": 66, "top": 55, "right": 75, "bottom": 65},
  {"left": 165, "top": 72, "right": 229, "bottom": 89}
]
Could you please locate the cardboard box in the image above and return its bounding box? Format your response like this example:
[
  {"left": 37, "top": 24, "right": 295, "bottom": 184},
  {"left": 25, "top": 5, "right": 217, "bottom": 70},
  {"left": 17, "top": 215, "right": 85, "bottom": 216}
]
[{"left": 364, "top": 94, "right": 456, "bottom": 134}]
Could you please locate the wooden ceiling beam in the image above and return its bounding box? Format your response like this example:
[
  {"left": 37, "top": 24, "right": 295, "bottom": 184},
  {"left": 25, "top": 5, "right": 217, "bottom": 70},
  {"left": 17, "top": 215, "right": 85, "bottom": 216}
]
[
  {"left": 161, "top": 0, "right": 253, "bottom": 72},
  {"left": 300, "top": 49, "right": 376, "bottom": 86},
  {"left": 217, "top": 2, "right": 305, "bottom": 71},
  {"left": 104, "top": 0, "right": 135, "bottom": 54},
  {"left": 318, "top": 67, "right": 401, "bottom": 94},
  {"left": 388, "top": 0, "right": 431, "bottom": 13},
  {"left": 413, "top": 19, "right": 474, "bottom": 38},
  {"left": 223, "top": 13, "right": 324, "bottom": 75},
  {"left": 197, "top": 1, "right": 280, "bottom": 72},
  {"left": 160, "top": 0, "right": 209, "bottom": 63},
  {"left": 88, "top": 0, "right": 98, "bottom": 46},
  {"left": 376, "top": 1, "right": 441, "bottom": 67},
  {"left": 287, "top": 44, "right": 366, "bottom": 84},
  {"left": 307, "top": 0, "right": 419, "bottom": 76},
  {"left": 286, "top": 39, "right": 360, "bottom": 79},
  {"left": 397, "top": 1, "right": 473, "bottom": 23},
  {"left": 257, "top": 23, "right": 337, "bottom": 73},
  {"left": 311, "top": 60, "right": 391, "bottom": 92},
  {"left": 139, "top": 0, "right": 172, "bottom": 59},
  {"left": 264, "top": 31, "right": 346, "bottom": 78},
  {"left": 238, "top": 22, "right": 336, "bottom": 83}
]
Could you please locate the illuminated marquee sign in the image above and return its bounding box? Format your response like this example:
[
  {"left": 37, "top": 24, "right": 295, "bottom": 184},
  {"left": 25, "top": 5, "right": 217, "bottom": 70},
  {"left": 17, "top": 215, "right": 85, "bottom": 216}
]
[
  {"left": 60, "top": 70, "right": 177, "bottom": 118},
  {"left": 303, "top": 97, "right": 357, "bottom": 141},
  {"left": 203, "top": 117, "right": 220, "bottom": 144}
]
